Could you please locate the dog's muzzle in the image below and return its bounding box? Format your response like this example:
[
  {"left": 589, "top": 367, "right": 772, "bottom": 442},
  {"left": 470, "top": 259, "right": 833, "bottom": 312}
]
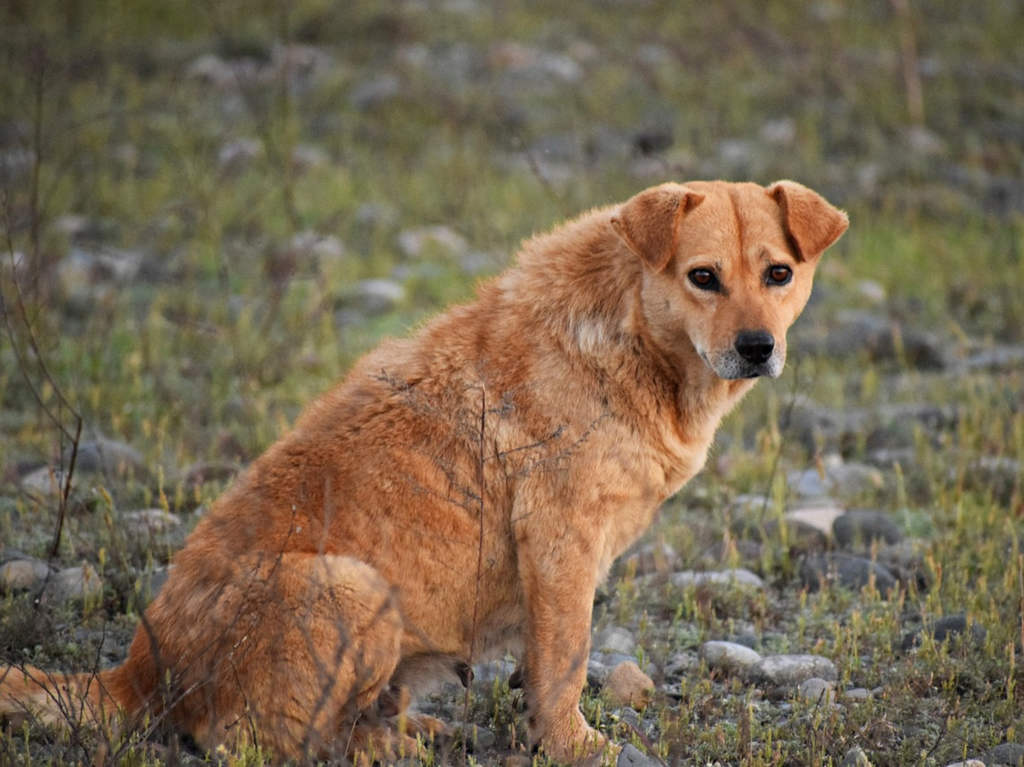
[{"left": 701, "top": 330, "right": 784, "bottom": 379}]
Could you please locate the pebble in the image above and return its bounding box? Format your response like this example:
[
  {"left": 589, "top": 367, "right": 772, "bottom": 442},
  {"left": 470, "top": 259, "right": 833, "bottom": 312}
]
[
  {"left": 796, "top": 677, "right": 835, "bottom": 704},
  {"left": 842, "top": 687, "right": 872, "bottom": 702},
  {"left": 785, "top": 504, "right": 845, "bottom": 537},
  {"left": 453, "top": 722, "right": 496, "bottom": 751},
  {"left": 68, "top": 437, "right": 146, "bottom": 477},
  {"left": 619, "top": 540, "right": 681, "bottom": 576},
  {"left": 349, "top": 278, "right": 406, "bottom": 315},
  {"left": 396, "top": 225, "right": 468, "bottom": 259},
  {"left": 750, "top": 654, "right": 837, "bottom": 686},
  {"left": 788, "top": 458, "right": 884, "bottom": 500},
  {"left": 123, "top": 508, "right": 181, "bottom": 535},
  {"left": 44, "top": 563, "right": 103, "bottom": 604},
  {"left": 0, "top": 557, "right": 51, "bottom": 591},
  {"left": 943, "top": 761, "right": 985, "bottom": 767},
  {"left": 832, "top": 510, "right": 904, "bottom": 549},
  {"left": 984, "top": 742, "right": 1024, "bottom": 766},
  {"left": 348, "top": 73, "right": 401, "bottom": 110},
  {"left": 699, "top": 641, "right": 762, "bottom": 674},
  {"left": 19, "top": 466, "right": 71, "bottom": 500},
  {"left": 593, "top": 625, "right": 636, "bottom": 655},
  {"left": 670, "top": 568, "right": 765, "bottom": 590},
  {"left": 618, "top": 743, "right": 661, "bottom": 767},
  {"left": 602, "top": 661, "right": 654, "bottom": 708},
  {"left": 900, "top": 613, "right": 987, "bottom": 651},
  {"left": 800, "top": 553, "right": 898, "bottom": 594},
  {"left": 841, "top": 746, "right": 873, "bottom": 766}
]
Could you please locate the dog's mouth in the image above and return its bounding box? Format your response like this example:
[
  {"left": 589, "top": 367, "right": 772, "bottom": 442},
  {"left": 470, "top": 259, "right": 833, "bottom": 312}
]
[{"left": 700, "top": 350, "right": 783, "bottom": 380}]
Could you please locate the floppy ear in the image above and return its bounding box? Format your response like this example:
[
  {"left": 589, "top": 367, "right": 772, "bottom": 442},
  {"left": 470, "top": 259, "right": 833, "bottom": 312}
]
[
  {"left": 610, "top": 185, "right": 705, "bottom": 271},
  {"left": 767, "top": 180, "right": 849, "bottom": 261}
]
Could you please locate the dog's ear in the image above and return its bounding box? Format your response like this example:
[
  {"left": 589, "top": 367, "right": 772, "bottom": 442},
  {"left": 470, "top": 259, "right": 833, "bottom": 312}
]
[
  {"left": 767, "top": 180, "right": 849, "bottom": 261},
  {"left": 611, "top": 186, "right": 705, "bottom": 271}
]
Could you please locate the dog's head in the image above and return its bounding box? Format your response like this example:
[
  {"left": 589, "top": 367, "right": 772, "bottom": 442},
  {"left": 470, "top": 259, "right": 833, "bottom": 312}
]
[{"left": 611, "top": 180, "right": 848, "bottom": 380}]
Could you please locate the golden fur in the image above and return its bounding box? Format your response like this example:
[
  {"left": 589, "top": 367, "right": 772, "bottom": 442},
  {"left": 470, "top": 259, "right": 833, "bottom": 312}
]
[{"left": 0, "top": 180, "right": 847, "bottom": 763}]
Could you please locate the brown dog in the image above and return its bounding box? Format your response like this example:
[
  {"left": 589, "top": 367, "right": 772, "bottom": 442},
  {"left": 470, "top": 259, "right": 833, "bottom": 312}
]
[{"left": 0, "top": 180, "right": 846, "bottom": 763}]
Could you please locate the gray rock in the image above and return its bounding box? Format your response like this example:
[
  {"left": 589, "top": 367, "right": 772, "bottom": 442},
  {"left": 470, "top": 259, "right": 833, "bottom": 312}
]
[
  {"left": 20, "top": 466, "right": 71, "bottom": 500},
  {"left": 900, "top": 613, "right": 987, "bottom": 651},
  {"left": 942, "top": 760, "right": 985, "bottom": 767},
  {"left": 217, "top": 138, "right": 262, "bottom": 172},
  {"left": 619, "top": 540, "right": 681, "bottom": 576},
  {"left": 472, "top": 658, "right": 516, "bottom": 684},
  {"left": 814, "top": 310, "right": 953, "bottom": 370},
  {"left": 618, "top": 743, "right": 661, "bottom": 767},
  {"left": 454, "top": 722, "right": 496, "bottom": 751},
  {"left": 964, "top": 344, "right": 1024, "bottom": 373},
  {"left": 788, "top": 457, "right": 884, "bottom": 500},
  {"left": 833, "top": 510, "right": 904, "bottom": 549},
  {"left": 349, "top": 279, "right": 405, "bottom": 315},
  {"left": 68, "top": 437, "right": 145, "bottom": 477},
  {"left": 699, "top": 641, "right": 762, "bottom": 674},
  {"left": 0, "top": 558, "right": 51, "bottom": 591},
  {"left": 785, "top": 504, "right": 846, "bottom": 537},
  {"left": 671, "top": 568, "right": 765, "bottom": 590},
  {"left": 841, "top": 746, "right": 872, "bottom": 767},
  {"left": 136, "top": 565, "right": 172, "bottom": 601},
  {"left": 842, "top": 687, "right": 872, "bottom": 702},
  {"left": 663, "top": 651, "right": 698, "bottom": 679},
  {"left": 984, "top": 742, "right": 1024, "bottom": 766},
  {"left": 796, "top": 677, "right": 835, "bottom": 704},
  {"left": 45, "top": 563, "right": 103, "bottom": 604},
  {"left": 123, "top": 509, "right": 181, "bottom": 536},
  {"left": 750, "top": 654, "right": 837, "bottom": 686},
  {"left": 349, "top": 73, "right": 401, "bottom": 109},
  {"left": 800, "top": 553, "right": 898, "bottom": 594},
  {"left": 396, "top": 225, "right": 468, "bottom": 259},
  {"left": 593, "top": 626, "right": 636, "bottom": 655}
]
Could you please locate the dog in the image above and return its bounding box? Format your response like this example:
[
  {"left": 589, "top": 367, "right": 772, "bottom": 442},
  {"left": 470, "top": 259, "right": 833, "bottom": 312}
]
[{"left": 0, "top": 180, "right": 847, "bottom": 763}]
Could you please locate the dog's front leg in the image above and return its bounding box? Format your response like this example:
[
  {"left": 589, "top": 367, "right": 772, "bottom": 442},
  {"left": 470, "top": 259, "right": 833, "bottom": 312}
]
[{"left": 515, "top": 513, "right": 609, "bottom": 763}]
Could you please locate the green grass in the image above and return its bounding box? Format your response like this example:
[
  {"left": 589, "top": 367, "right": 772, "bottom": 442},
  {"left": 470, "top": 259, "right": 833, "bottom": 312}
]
[{"left": 1, "top": 0, "right": 1023, "bottom": 765}]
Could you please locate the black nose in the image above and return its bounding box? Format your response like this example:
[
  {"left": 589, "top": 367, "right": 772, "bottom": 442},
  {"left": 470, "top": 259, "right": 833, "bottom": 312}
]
[{"left": 734, "top": 330, "right": 775, "bottom": 364}]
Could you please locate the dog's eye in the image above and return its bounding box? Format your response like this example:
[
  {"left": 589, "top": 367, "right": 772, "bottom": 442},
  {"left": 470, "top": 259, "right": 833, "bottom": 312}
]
[
  {"left": 688, "top": 269, "right": 719, "bottom": 291},
  {"left": 766, "top": 265, "right": 792, "bottom": 285}
]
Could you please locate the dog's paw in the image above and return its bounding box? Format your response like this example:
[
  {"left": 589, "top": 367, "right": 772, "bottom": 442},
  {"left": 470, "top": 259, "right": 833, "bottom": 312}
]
[{"left": 538, "top": 709, "right": 612, "bottom": 765}]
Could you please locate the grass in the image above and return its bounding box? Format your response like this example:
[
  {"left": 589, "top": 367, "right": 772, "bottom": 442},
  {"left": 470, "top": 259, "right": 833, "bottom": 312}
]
[{"left": 1, "top": 0, "right": 1023, "bottom": 765}]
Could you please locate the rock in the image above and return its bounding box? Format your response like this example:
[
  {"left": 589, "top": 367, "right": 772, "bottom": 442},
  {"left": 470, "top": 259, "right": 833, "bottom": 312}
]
[
  {"left": 796, "top": 677, "right": 835, "bottom": 704},
  {"left": 750, "top": 654, "right": 837, "bottom": 686},
  {"left": 602, "top": 661, "right": 654, "bottom": 708},
  {"left": 841, "top": 746, "right": 873, "bottom": 766},
  {"left": 186, "top": 53, "right": 238, "bottom": 88},
  {"left": 800, "top": 553, "right": 898, "bottom": 594},
  {"left": 699, "top": 641, "right": 762, "bottom": 674},
  {"left": 181, "top": 461, "right": 241, "bottom": 489},
  {"left": 45, "top": 563, "right": 103, "bottom": 604},
  {"left": 136, "top": 565, "right": 172, "bottom": 601},
  {"left": 842, "top": 687, "right": 872, "bottom": 702},
  {"left": 593, "top": 626, "right": 636, "bottom": 655},
  {"left": 785, "top": 504, "right": 846, "bottom": 537},
  {"left": 618, "top": 743, "right": 661, "bottom": 767},
  {"left": 619, "top": 541, "right": 680, "bottom": 576},
  {"left": 964, "top": 344, "right": 1024, "bottom": 373},
  {"left": 20, "top": 466, "right": 71, "bottom": 500},
  {"left": 349, "top": 73, "right": 401, "bottom": 109},
  {"left": 396, "top": 225, "right": 468, "bottom": 259},
  {"left": 984, "top": 743, "right": 1024, "bottom": 766},
  {"left": 454, "top": 722, "right": 496, "bottom": 751},
  {"left": 663, "top": 651, "right": 698, "bottom": 679},
  {"left": 788, "top": 456, "right": 884, "bottom": 500},
  {"left": 472, "top": 658, "right": 516, "bottom": 684},
  {"left": 813, "top": 310, "right": 953, "bottom": 370},
  {"left": 833, "top": 510, "right": 904, "bottom": 549},
  {"left": 123, "top": 509, "right": 182, "bottom": 536},
  {"left": 489, "top": 41, "right": 583, "bottom": 84},
  {"left": 68, "top": 437, "right": 146, "bottom": 477},
  {"left": 900, "top": 613, "right": 987, "bottom": 651},
  {"left": 218, "top": 138, "right": 262, "bottom": 172},
  {"left": 670, "top": 568, "right": 765, "bottom": 590},
  {"left": 347, "top": 278, "right": 405, "bottom": 315},
  {"left": 942, "top": 761, "right": 985, "bottom": 767},
  {"left": 0, "top": 558, "right": 51, "bottom": 591},
  {"left": 291, "top": 143, "right": 329, "bottom": 172}
]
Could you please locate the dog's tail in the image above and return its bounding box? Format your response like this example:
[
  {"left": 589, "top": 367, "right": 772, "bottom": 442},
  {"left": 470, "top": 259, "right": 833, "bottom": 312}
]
[{"left": 0, "top": 661, "right": 145, "bottom": 733}]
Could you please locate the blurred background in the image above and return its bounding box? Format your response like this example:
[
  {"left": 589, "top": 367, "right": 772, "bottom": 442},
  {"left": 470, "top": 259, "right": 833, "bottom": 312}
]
[{"left": 1, "top": 2, "right": 1022, "bottom": 765}]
